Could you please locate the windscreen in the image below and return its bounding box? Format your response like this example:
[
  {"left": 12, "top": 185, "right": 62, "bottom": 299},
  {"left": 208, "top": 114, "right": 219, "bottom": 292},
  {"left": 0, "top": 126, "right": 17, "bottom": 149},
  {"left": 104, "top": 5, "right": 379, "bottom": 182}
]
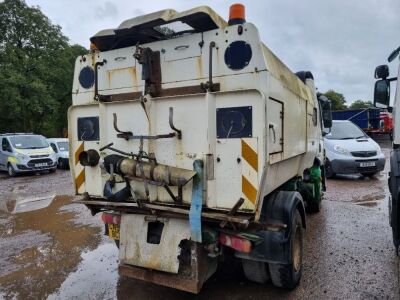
[
  {"left": 326, "top": 121, "right": 366, "bottom": 140},
  {"left": 9, "top": 135, "right": 49, "bottom": 149},
  {"left": 57, "top": 141, "right": 69, "bottom": 151}
]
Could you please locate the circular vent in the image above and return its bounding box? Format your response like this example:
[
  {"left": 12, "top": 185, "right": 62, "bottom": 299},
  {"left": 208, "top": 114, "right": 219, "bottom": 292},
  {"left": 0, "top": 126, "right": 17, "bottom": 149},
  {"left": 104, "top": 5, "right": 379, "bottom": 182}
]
[
  {"left": 224, "top": 41, "right": 252, "bottom": 71},
  {"left": 78, "top": 66, "right": 95, "bottom": 89}
]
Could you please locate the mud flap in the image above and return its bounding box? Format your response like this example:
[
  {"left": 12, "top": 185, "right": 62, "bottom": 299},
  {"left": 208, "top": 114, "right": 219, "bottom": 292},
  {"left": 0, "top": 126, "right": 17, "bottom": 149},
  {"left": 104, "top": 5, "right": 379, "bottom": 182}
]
[
  {"left": 389, "top": 149, "right": 400, "bottom": 250},
  {"left": 236, "top": 191, "right": 305, "bottom": 264}
]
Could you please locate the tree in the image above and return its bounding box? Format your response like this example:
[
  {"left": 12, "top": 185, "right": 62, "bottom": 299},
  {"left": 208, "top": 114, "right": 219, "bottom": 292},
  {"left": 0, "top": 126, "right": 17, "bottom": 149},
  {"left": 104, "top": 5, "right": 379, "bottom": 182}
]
[
  {"left": 349, "top": 100, "right": 373, "bottom": 109},
  {"left": 0, "top": 0, "right": 87, "bottom": 137},
  {"left": 322, "top": 90, "right": 347, "bottom": 110}
]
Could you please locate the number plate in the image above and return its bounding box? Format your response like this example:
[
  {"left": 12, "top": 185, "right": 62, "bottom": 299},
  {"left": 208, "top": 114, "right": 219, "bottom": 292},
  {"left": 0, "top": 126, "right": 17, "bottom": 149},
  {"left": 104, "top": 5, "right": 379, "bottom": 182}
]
[
  {"left": 108, "top": 223, "right": 120, "bottom": 240},
  {"left": 35, "top": 163, "right": 48, "bottom": 167},
  {"left": 360, "top": 162, "right": 375, "bottom": 167}
]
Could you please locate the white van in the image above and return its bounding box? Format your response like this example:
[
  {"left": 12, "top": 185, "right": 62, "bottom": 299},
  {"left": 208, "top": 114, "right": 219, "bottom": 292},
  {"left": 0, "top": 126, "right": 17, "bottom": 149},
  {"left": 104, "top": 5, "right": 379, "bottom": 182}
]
[
  {"left": 47, "top": 138, "right": 69, "bottom": 169},
  {"left": 0, "top": 133, "right": 57, "bottom": 176}
]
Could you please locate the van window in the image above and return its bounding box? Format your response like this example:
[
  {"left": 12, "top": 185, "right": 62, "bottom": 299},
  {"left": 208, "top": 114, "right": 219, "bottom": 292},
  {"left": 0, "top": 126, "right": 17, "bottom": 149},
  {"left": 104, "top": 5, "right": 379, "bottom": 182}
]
[
  {"left": 325, "top": 121, "right": 366, "bottom": 140},
  {"left": 57, "top": 141, "right": 68, "bottom": 152},
  {"left": 9, "top": 135, "right": 49, "bottom": 149},
  {"left": 2, "top": 138, "right": 11, "bottom": 152}
]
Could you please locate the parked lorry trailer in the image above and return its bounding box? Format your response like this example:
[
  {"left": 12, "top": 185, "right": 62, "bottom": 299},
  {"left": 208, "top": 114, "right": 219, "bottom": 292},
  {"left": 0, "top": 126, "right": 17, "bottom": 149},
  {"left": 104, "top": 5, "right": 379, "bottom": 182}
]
[
  {"left": 68, "top": 4, "right": 332, "bottom": 292},
  {"left": 373, "top": 46, "right": 400, "bottom": 254},
  {"left": 332, "top": 108, "right": 393, "bottom": 137}
]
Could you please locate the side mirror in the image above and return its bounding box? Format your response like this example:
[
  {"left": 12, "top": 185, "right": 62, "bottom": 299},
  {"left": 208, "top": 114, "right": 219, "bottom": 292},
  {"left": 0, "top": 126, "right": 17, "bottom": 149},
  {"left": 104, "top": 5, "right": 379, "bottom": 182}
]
[
  {"left": 374, "top": 65, "right": 389, "bottom": 79},
  {"left": 318, "top": 95, "right": 333, "bottom": 129},
  {"left": 374, "top": 79, "right": 390, "bottom": 108}
]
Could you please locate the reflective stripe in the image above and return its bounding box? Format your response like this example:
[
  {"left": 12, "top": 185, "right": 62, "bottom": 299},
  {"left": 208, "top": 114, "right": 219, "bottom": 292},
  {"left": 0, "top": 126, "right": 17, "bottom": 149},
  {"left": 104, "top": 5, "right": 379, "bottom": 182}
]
[
  {"left": 75, "top": 142, "right": 84, "bottom": 165},
  {"left": 241, "top": 139, "right": 258, "bottom": 172},
  {"left": 242, "top": 175, "right": 257, "bottom": 204},
  {"left": 74, "top": 142, "right": 85, "bottom": 193},
  {"left": 241, "top": 138, "right": 258, "bottom": 206},
  {"left": 75, "top": 169, "right": 85, "bottom": 190}
]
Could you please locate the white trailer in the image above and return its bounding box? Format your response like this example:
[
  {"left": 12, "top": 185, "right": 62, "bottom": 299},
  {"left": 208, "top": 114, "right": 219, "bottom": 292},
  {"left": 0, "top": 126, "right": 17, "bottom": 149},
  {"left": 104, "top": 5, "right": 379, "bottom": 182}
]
[
  {"left": 69, "top": 4, "right": 332, "bottom": 292},
  {"left": 373, "top": 46, "right": 400, "bottom": 254}
]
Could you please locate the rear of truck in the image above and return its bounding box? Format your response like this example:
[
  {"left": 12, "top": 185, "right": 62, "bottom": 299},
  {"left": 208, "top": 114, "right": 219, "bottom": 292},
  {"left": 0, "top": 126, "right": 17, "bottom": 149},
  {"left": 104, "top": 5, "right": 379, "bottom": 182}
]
[{"left": 69, "top": 5, "right": 328, "bottom": 292}]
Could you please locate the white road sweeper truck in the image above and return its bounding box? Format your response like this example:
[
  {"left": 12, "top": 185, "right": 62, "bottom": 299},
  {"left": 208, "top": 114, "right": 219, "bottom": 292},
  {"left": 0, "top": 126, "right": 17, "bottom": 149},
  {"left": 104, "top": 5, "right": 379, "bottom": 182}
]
[{"left": 68, "top": 4, "right": 332, "bottom": 292}]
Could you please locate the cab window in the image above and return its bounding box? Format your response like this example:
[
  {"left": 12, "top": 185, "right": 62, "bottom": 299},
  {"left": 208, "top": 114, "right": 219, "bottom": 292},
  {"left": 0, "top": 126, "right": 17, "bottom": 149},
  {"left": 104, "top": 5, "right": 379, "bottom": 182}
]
[{"left": 2, "top": 138, "right": 12, "bottom": 152}]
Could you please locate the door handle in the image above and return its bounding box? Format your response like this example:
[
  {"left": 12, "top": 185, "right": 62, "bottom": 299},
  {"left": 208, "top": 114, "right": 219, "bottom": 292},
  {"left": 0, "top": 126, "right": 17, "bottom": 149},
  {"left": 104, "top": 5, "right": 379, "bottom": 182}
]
[{"left": 269, "top": 124, "right": 276, "bottom": 143}]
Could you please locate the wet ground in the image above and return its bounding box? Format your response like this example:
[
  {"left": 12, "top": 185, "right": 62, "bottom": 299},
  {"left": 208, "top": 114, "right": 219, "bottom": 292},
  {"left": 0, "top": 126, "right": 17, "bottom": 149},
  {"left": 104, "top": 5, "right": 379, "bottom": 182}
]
[{"left": 0, "top": 142, "right": 399, "bottom": 299}]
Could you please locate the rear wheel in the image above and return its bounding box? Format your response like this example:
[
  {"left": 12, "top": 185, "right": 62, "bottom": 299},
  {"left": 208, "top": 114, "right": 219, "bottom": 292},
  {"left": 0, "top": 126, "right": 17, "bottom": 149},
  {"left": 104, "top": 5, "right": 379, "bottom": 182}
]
[
  {"left": 269, "top": 210, "right": 303, "bottom": 289},
  {"left": 7, "top": 164, "right": 16, "bottom": 177},
  {"left": 58, "top": 158, "right": 63, "bottom": 169},
  {"left": 307, "top": 199, "right": 321, "bottom": 213},
  {"left": 242, "top": 259, "right": 270, "bottom": 284},
  {"left": 325, "top": 160, "right": 335, "bottom": 178}
]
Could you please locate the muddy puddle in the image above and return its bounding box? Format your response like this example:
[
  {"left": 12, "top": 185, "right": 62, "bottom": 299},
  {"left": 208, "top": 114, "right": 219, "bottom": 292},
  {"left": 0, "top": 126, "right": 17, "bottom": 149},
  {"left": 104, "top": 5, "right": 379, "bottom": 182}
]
[{"left": 0, "top": 194, "right": 103, "bottom": 299}]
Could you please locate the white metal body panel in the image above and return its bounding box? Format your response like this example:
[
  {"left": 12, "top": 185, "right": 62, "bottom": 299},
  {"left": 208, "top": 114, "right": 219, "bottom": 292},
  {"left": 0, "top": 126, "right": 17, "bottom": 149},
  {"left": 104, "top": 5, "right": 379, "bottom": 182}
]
[
  {"left": 119, "top": 214, "right": 191, "bottom": 273},
  {"left": 69, "top": 14, "right": 323, "bottom": 216}
]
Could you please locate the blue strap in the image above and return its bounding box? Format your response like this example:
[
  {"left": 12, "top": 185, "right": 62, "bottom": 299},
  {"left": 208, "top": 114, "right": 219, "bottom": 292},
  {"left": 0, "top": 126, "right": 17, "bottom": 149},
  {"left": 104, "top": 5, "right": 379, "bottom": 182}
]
[{"left": 190, "top": 159, "right": 203, "bottom": 242}]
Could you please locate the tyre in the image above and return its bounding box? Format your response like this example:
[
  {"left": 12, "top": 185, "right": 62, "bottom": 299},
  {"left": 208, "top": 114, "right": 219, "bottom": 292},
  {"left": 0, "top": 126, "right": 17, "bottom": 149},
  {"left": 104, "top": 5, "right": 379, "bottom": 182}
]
[
  {"left": 361, "top": 172, "right": 378, "bottom": 178},
  {"left": 7, "top": 164, "right": 16, "bottom": 177},
  {"left": 242, "top": 259, "right": 270, "bottom": 284},
  {"left": 58, "top": 158, "right": 63, "bottom": 169},
  {"left": 325, "top": 160, "right": 335, "bottom": 178},
  {"left": 269, "top": 210, "right": 303, "bottom": 289},
  {"left": 307, "top": 199, "right": 321, "bottom": 213}
]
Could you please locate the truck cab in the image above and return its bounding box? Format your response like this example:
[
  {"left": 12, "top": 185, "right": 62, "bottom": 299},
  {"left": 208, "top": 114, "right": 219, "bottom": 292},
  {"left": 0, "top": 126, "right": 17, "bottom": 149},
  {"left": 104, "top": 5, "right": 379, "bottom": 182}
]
[{"left": 373, "top": 46, "right": 400, "bottom": 253}]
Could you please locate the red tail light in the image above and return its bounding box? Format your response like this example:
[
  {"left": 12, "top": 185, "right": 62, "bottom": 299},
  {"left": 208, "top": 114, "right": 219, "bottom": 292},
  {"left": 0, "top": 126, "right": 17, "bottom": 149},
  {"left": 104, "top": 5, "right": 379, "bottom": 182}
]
[
  {"left": 101, "top": 213, "right": 121, "bottom": 224},
  {"left": 219, "top": 233, "right": 252, "bottom": 253}
]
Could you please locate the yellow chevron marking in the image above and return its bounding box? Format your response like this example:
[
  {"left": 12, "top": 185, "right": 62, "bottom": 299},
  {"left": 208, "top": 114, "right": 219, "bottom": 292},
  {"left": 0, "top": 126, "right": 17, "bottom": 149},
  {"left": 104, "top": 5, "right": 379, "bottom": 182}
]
[
  {"left": 241, "top": 139, "right": 258, "bottom": 172},
  {"left": 75, "top": 142, "right": 84, "bottom": 165},
  {"left": 242, "top": 176, "right": 257, "bottom": 204},
  {"left": 75, "top": 169, "right": 85, "bottom": 190}
]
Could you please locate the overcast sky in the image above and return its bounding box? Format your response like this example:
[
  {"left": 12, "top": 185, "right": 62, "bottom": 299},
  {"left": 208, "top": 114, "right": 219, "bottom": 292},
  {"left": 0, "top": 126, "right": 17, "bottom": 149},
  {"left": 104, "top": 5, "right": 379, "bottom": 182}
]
[{"left": 25, "top": 0, "right": 400, "bottom": 104}]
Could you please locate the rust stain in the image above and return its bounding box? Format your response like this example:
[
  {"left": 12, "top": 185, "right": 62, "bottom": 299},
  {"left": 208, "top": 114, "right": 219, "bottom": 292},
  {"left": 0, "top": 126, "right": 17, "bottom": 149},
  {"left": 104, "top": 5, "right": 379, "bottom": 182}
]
[
  {"left": 75, "top": 169, "right": 85, "bottom": 190},
  {"left": 128, "top": 67, "right": 138, "bottom": 87},
  {"left": 74, "top": 142, "right": 84, "bottom": 165},
  {"left": 242, "top": 176, "right": 257, "bottom": 204},
  {"left": 196, "top": 56, "right": 203, "bottom": 78},
  {"left": 241, "top": 139, "right": 258, "bottom": 172}
]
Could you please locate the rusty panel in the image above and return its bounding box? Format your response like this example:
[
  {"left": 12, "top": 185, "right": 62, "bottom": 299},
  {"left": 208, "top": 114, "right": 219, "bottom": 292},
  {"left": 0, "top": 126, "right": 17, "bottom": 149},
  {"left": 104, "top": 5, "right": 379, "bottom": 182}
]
[
  {"left": 119, "top": 214, "right": 191, "bottom": 273},
  {"left": 119, "top": 264, "right": 201, "bottom": 293},
  {"left": 118, "top": 241, "right": 212, "bottom": 294}
]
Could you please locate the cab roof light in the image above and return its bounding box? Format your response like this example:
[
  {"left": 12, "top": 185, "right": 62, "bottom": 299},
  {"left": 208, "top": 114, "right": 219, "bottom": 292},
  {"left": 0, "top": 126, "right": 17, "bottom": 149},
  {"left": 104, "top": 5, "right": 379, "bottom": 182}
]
[{"left": 228, "top": 3, "right": 246, "bottom": 26}]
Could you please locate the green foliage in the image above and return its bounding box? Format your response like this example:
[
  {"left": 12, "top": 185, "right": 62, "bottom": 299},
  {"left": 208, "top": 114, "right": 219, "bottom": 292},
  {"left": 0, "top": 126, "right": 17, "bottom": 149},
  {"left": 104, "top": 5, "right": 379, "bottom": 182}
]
[
  {"left": 322, "top": 90, "right": 347, "bottom": 110},
  {"left": 0, "top": 0, "right": 87, "bottom": 137},
  {"left": 349, "top": 100, "right": 373, "bottom": 109}
]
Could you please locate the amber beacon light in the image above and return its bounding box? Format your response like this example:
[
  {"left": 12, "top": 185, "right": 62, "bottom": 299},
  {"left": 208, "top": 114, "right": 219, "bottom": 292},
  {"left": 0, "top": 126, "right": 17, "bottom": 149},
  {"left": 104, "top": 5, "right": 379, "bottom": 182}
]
[{"left": 228, "top": 3, "right": 246, "bottom": 25}]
